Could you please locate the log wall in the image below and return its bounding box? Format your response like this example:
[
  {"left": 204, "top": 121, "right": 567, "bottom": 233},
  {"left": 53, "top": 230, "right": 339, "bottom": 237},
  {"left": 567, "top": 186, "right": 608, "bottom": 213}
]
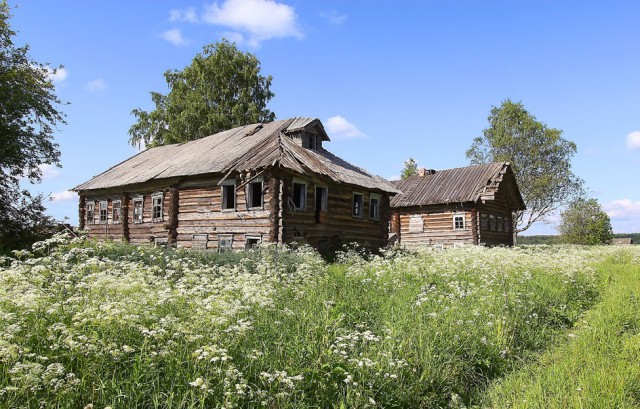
[
  {"left": 394, "top": 204, "right": 476, "bottom": 248},
  {"left": 477, "top": 185, "right": 515, "bottom": 246}
]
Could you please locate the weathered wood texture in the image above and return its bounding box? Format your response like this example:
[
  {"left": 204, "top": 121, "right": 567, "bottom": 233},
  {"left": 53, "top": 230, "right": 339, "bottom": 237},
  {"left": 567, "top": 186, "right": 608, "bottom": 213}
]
[
  {"left": 477, "top": 185, "right": 514, "bottom": 246},
  {"left": 394, "top": 204, "right": 475, "bottom": 248}
]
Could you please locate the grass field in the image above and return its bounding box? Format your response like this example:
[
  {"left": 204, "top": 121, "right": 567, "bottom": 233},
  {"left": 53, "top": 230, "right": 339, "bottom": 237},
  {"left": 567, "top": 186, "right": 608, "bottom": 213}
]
[{"left": 0, "top": 236, "right": 638, "bottom": 408}]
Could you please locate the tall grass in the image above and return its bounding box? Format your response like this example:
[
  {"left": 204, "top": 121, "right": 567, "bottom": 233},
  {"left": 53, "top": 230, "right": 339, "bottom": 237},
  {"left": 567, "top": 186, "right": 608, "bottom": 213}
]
[{"left": 0, "top": 236, "right": 635, "bottom": 408}]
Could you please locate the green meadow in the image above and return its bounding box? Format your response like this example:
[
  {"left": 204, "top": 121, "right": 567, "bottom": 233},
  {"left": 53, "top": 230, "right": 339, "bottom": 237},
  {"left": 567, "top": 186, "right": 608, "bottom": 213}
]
[{"left": 0, "top": 236, "right": 638, "bottom": 408}]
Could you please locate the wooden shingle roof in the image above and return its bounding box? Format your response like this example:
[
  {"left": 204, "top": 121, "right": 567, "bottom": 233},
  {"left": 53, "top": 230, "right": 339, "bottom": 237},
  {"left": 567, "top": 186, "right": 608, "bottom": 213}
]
[
  {"left": 390, "top": 162, "right": 525, "bottom": 209},
  {"left": 74, "top": 117, "right": 399, "bottom": 194}
]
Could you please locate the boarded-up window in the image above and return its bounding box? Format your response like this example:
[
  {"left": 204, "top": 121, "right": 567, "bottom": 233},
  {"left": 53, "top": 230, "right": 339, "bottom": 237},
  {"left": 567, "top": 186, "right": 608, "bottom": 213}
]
[
  {"left": 352, "top": 193, "right": 364, "bottom": 218},
  {"left": 86, "top": 202, "right": 95, "bottom": 225},
  {"left": 152, "top": 193, "right": 163, "bottom": 222},
  {"left": 409, "top": 215, "right": 424, "bottom": 232},
  {"left": 133, "top": 198, "right": 143, "bottom": 223},
  {"left": 99, "top": 201, "right": 107, "bottom": 223},
  {"left": 112, "top": 200, "right": 121, "bottom": 223}
]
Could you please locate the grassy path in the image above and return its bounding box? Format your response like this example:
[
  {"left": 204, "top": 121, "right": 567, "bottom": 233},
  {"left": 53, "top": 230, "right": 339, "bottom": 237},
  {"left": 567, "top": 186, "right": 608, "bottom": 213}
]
[{"left": 483, "top": 252, "right": 640, "bottom": 408}]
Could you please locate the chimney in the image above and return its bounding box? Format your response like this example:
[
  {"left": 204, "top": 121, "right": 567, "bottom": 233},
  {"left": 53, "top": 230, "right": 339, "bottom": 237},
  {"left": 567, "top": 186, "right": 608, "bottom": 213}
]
[{"left": 417, "top": 168, "right": 435, "bottom": 177}]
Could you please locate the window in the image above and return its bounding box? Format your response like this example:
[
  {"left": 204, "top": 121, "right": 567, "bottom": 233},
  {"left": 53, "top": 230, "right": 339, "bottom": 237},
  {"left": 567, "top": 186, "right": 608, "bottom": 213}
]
[
  {"left": 247, "top": 179, "right": 263, "bottom": 209},
  {"left": 152, "top": 193, "right": 163, "bottom": 222},
  {"left": 497, "top": 216, "right": 504, "bottom": 232},
  {"left": 315, "top": 186, "right": 328, "bottom": 223},
  {"left": 369, "top": 194, "right": 381, "bottom": 221},
  {"left": 218, "top": 235, "right": 233, "bottom": 252},
  {"left": 99, "top": 201, "right": 107, "bottom": 223},
  {"left": 86, "top": 202, "right": 95, "bottom": 225},
  {"left": 245, "top": 236, "right": 261, "bottom": 249},
  {"left": 352, "top": 193, "right": 364, "bottom": 218},
  {"left": 489, "top": 214, "right": 496, "bottom": 231},
  {"left": 504, "top": 217, "right": 510, "bottom": 233},
  {"left": 221, "top": 180, "right": 236, "bottom": 210},
  {"left": 112, "top": 200, "right": 121, "bottom": 223},
  {"left": 453, "top": 212, "right": 465, "bottom": 229},
  {"left": 292, "top": 180, "right": 307, "bottom": 210},
  {"left": 480, "top": 213, "right": 488, "bottom": 230},
  {"left": 133, "top": 198, "right": 144, "bottom": 223}
]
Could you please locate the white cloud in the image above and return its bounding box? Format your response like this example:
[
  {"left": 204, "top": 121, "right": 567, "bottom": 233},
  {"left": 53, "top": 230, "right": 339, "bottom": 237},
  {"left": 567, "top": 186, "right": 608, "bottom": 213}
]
[
  {"left": 45, "top": 67, "right": 67, "bottom": 83},
  {"left": 160, "top": 28, "right": 188, "bottom": 46},
  {"left": 170, "top": 7, "right": 199, "bottom": 23},
  {"left": 604, "top": 199, "right": 640, "bottom": 219},
  {"left": 320, "top": 10, "right": 347, "bottom": 25},
  {"left": 86, "top": 78, "right": 106, "bottom": 92},
  {"left": 202, "top": 0, "right": 302, "bottom": 47},
  {"left": 38, "top": 164, "right": 60, "bottom": 180},
  {"left": 387, "top": 175, "right": 400, "bottom": 181},
  {"left": 626, "top": 131, "right": 640, "bottom": 150},
  {"left": 326, "top": 116, "right": 367, "bottom": 140},
  {"left": 50, "top": 190, "right": 77, "bottom": 202}
]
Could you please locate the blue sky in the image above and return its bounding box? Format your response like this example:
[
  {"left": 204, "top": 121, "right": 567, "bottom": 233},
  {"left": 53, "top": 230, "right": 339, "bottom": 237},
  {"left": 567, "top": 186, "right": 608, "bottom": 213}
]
[{"left": 10, "top": 0, "right": 640, "bottom": 235}]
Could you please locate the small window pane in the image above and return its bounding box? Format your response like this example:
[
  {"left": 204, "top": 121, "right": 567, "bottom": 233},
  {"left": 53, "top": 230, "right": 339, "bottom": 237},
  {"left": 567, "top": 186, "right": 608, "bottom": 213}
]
[
  {"left": 112, "top": 201, "right": 121, "bottom": 223},
  {"left": 99, "top": 201, "right": 107, "bottom": 223},
  {"left": 480, "top": 213, "right": 488, "bottom": 230},
  {"left": 133, "top": 199, "right": 143, "bottom": 223},
  {"left": 489, "top": 215, "right": 496, "bottom": 231},
  {"left": 454, "top": 213, "right": 465, "bottom": 229},
  {"left": 369, "top": 195, "right": 380, "bottom": 220},
  {"left": 152, "top": 195, "right": 163, "bottom": 221},
  {"left": 218, "top": 235, "right": 233, "bottom": 252},
  {"left": 352, "top": 193, "right": 363, "bottom": 217},
  {"left": 86, "top": 203, "right": 95, "bottom": 225}
]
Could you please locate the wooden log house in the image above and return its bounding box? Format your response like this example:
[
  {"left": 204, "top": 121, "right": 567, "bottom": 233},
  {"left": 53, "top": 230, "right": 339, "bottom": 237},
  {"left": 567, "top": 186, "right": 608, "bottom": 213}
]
[
  {"left": 390, "top": 163, "right": 526, "bottom": 247},
  {"left": 73, "top": 117, "right": 400, "bottom": 252}
]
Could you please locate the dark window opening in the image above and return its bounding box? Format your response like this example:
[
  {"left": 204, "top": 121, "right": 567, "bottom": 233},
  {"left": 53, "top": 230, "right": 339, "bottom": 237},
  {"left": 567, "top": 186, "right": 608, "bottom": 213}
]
[
  {"left": 99, "top": 201, "right": 107, "bottom": 223},
  {"left": 112, "top": 201, "right": 121, "bottom": 223},
  {"left": 222, "top": 184, "right": 236, "bottom": 210},
  {"left": 292, "top": 182, "right": 306, "bottom": 210},
  {"left": 369, "top": 195, "right": 380, "bottom": 220},
  {"left": 248, "top": 181, "right": 263, "bottom": 208},
  {"left": 246, "top": 237, "right": 261, "bottom": 249},
  {"left": 315, "top": 186, "right": 327, "bottom": 223},
  {"left": 86, "top": 203, "right": 95, "bottom": 225}
]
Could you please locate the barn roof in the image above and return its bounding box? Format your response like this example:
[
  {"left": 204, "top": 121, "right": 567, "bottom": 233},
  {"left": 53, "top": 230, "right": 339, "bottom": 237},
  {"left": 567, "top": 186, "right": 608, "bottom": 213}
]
[
  {"left": 74, "top": 117, "right": 399, "bottom": 194},
  {"left": 390, "top": 162, "right": 525, "bottom": 209}
]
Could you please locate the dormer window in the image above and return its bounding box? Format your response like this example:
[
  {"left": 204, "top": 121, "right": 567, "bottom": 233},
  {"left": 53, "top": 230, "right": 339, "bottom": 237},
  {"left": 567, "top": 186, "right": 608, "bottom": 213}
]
[{"left": 302, "top": 133, "right": 321, "bottom": 150}]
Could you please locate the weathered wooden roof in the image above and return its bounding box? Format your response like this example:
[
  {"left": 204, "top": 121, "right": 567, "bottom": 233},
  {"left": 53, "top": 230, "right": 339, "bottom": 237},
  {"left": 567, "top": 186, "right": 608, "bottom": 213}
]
[
  {"left": 74, "top": 117, "right": 398, "bottom": 193},
  {"left": 611, "top": 238, "right": 634, "bottom": 245},
  {"left": 390, "top": 162, "right": 525, "bottom": 209}
]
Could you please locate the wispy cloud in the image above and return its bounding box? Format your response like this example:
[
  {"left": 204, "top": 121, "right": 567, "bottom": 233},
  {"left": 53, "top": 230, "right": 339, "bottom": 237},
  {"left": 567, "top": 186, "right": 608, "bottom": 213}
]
[
  {"left": 45, "top": 66, "right": 67, "bottom": 83},
  {"left": 160, "top": 28, "right": 189, "bottom": 46},
  {"left": 86, "top": 78, "right": 106, "bottom": 92},
  {"left": 604, "top": 198, "right": 640, "bottom": 219},
  {"left": 50, "top": 190, "right": 77, "bottom": 202},
  {"left": 170, "top": 7, "right": 199, "bottom": 23},
  {"left": 319, "top": 10, "right": 347, "bottom": 25},
  {"left": 326, "top": 116, "right": 367, "bottom": 140},
  {"left": 38, "top": 164, "right": 60, "bottom": 180},
  {"left": 169, "top": 0, "right": 302, "bottom": 48},
  {"left": 626, "top": 131, "right": 640, "bottom": 150}
]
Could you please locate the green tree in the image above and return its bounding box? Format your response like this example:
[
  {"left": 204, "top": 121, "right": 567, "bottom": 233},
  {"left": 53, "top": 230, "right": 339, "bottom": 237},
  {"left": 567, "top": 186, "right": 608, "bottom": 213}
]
[
  {"left": 559, "top": 198, "right": 613, "bottom": 244},
  {"left": 467, "top": 99, "right": 583, "bottom": 234},
  {"left": 0, "top": 1, "right": 64, "bottom": 252},
  {"left": 401, "top": 158, "right": 418, "bottom": 179},
  {"left": 129, "top": 39, "right": 275, "bottom": 147}
]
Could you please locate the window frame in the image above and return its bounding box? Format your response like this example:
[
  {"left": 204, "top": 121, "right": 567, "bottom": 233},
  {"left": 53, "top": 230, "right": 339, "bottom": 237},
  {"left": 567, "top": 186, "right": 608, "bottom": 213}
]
[
  {"left": 221, "top": 179, "right": 237, "bottom": 212},
  {"left": 292, "top": 178, "right": 307, "bottom": 211},
  {"left": 352, "top": 192, "right": 364, "bottom": 218},
  {"left": 369, "top": 193, "right": 381, "bottom": 221},
  {"left": 99, "top": 200, "right": 108, "bottom": 224},
  {"left": 315, "top": 185, "right": 328, "bottom": 212},
  {"left": 489, "top": 214, "right": 496, "bottom": 231},
  {"left": 112, "top": 200, "right": 122, "bottom": 224},
  {"left": 152, "top": 192, "right": 164, "bottom": 222},
  {"left": 132, "top": 197, "right": 144, "bottom": 224},
  {"left": 245, "top": 235, "right": 262, "bottom": 249},
  {"left": 86, "top": 202, "right": 95, "bottom": 225},
  {"left": 453, "top": 212, "right": 466, "bottom": 230},
  {"left": 246, "top": 177, "right": 264, "bottom": 210},
  {"left": 218, "top": 234, "right": 233, "bottom": 252}
]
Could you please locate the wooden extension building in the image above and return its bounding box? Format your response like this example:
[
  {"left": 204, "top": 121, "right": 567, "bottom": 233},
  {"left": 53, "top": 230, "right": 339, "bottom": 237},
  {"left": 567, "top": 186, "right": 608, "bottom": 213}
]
[
  {"left": 389, "top": 162, "right": 525, "bottom": 247},
  {"left": 73, "top": 117, "right": 399, "bottom": 252}
]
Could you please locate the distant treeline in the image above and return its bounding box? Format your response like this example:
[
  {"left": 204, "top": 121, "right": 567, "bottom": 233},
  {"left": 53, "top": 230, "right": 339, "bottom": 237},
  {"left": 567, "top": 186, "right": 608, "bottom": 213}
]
[{"left": 518, "top": 233, "right": 640, "bottom": 245}]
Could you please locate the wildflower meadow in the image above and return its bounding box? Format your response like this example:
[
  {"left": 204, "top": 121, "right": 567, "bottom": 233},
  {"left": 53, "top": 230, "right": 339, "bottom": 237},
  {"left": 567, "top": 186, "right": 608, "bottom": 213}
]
[{"left": 0, "top": 235, "right": 638, "bottom": 408}]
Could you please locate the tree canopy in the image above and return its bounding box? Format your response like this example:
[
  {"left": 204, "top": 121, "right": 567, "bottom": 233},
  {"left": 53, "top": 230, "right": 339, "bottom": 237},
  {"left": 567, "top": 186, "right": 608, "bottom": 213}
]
[
  {"left": 467, "top": 99, "right": 583, "bottom": 233},
  {"left": 559, "top": 198, "right": 613, "bottom": 245},
  {"left": 129, "top": 39, "right": 276, "bottom": 148},
  {"left": 0, "top": 1, "right": 64, "bottom": 252},
  {"left": 401, "top": 158, "right": 418, "bottom": 180}
]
